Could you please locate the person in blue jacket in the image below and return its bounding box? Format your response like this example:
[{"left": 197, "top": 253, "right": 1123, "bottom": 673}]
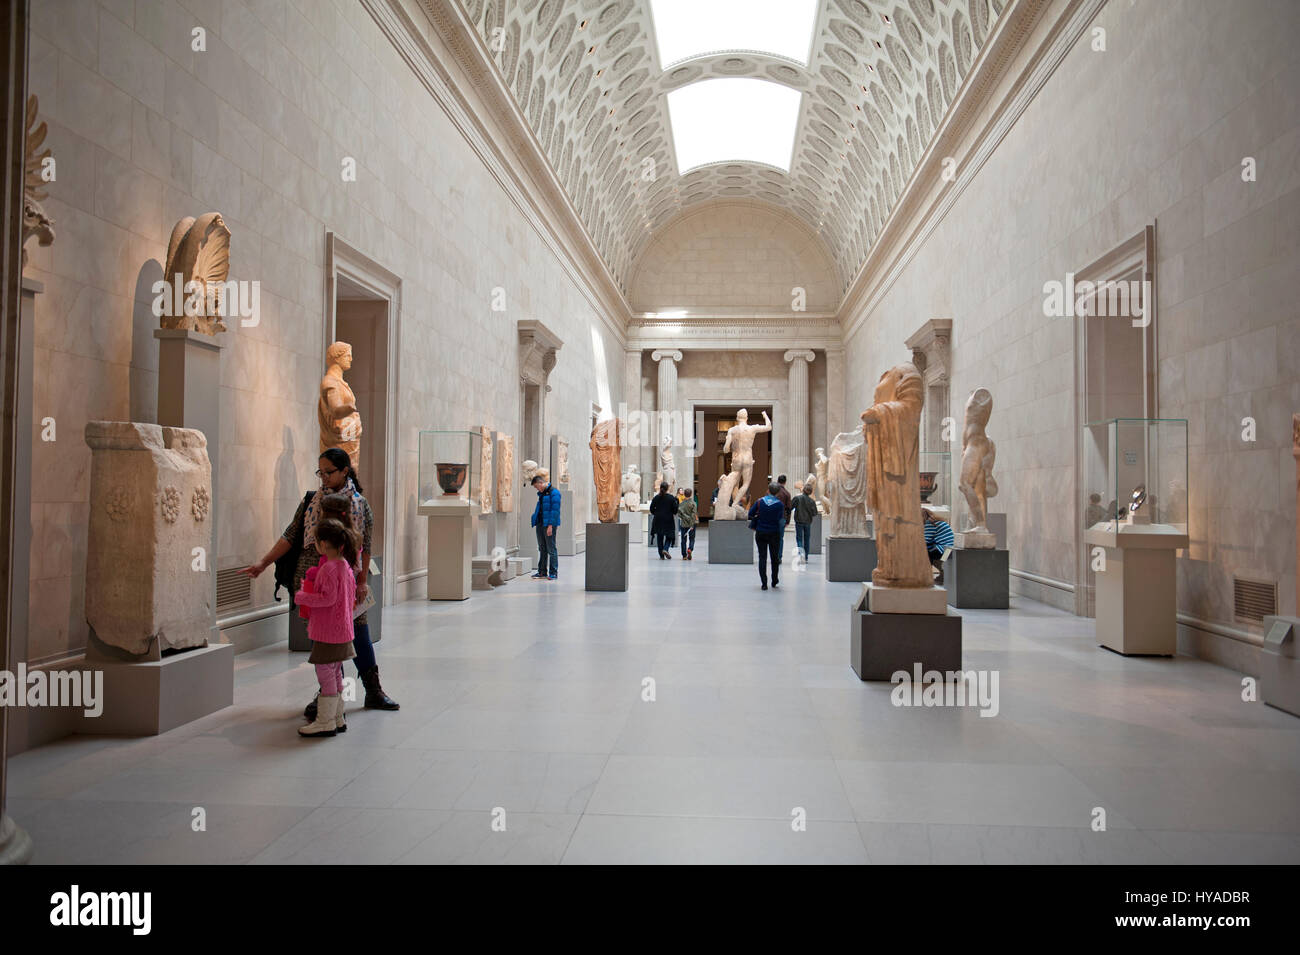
[
  {"left": 530, "top": 469, "right": 561, "bottom": 580},
  {"left": 747, "top": 482, "right": 787, "bottom": 590}
]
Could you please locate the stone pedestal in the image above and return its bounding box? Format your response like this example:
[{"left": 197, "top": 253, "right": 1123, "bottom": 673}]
[
  {"left": 867, "top": 582, "right": 949, "bottom": 614},
  {"left": 76, "top": 642, "right": 234, "bottom": 735},
  {"left": 420, "top": 500, "right": 473, "bottom": 600},
  {"left": 851, "top": 584, "right": 963, "bottom": 681},
  {"left": 946, "top": 548, "right": 1009, "bottom": 609},
  {"left": 555, "top": 485, "right": 583, "bottom": 555},
  {"left": 955, "top": 530, "right": 997, "bottom": 550},
  {"left": 707, "top": 519, "right": 754, "bottom": 564},
  {"left": 1260, "top": 616, "right": 1300, "bottom": 717},
  {"left": 807, "top": 514, "right": 823, "bottom": 555},
  {"left": 1086, "top": 526, "right": 1188, "bottom": 655},
  {"left": 826, "top": 536, "right": 876, "bottom": 581},
  {"left": 619, "top": 507, "right": 643, "bottom": 543},
  {"left": 987, "top": 513, "right": 1007, "bottom": 549},
  {"left": 585, "top": 522, "right": 628, "bottom": 592}
]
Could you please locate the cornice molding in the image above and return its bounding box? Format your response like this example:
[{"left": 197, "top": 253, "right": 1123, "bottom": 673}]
[
  {"left": 838, "top": 0, "right": 1106, "bottom": 342},
  {"left": 364, "top": 0, "right": 631, "bottom": 341}
]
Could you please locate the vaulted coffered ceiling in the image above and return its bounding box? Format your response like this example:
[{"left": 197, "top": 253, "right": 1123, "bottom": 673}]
[{"left": 450, "top": 0, "right": 1005, "bottom": 293}]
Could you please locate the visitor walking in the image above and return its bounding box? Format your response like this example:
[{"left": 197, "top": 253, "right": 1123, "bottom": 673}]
[
  {"left": 649, "top": 482, "right": 678, "bottom": 558},
  {"left": 923, "top": 507, "right": 955, "bottom": 584},
  {"left": 748, "top": 482, "right": 786, "bottom": 590},
  {"left": 291, "top": 519, "right": 357, "bottom": 738},
  {"left": 245, "top": 447, "right": 400, "bottom": 718},
  {"left": 677, "top": 487, "right": 698, "bottom": 559},
  {"left": 774, "top": 474, "right": 793, "bottom": 561},
  {"left": 792, "top": 482, "right": 818, "bottom": 558},
  {"left": 530, "top": 470, "right": 561, "bottom": 580}
]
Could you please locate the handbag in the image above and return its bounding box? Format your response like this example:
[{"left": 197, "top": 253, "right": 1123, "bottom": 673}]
[{"left": 273, "top": 491, "right": 315, "bottom": 601}]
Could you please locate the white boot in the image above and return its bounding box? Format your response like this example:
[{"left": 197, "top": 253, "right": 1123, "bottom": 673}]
[
  {"left": 335, "top": 693, "right": 347, "bottom": 734},
  {"left": 299, "top": 694, "right": 339, "bottom": 738}
]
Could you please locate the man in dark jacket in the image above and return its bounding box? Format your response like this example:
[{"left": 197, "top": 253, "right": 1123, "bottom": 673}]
[
  {"left": 748, "top": 482, "right": 786, "bottom": 590},
  {"left": 792, "top": 485, "right": 818, "bottom": 558},
  {"left": 648, "top": 482, "right": 678, "bottom": 559},
  {"left": 530, "top": 470, "right": 561, "bottom": 580},
  {"left": 774, "top": 474, "right": 793, "bottom": 561}
]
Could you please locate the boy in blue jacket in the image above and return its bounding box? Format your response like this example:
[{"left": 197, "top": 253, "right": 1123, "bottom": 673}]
[
  {"left": 530, "top": 470, "right": 562, "bottom": 580},
  {"left": 747, "top": 482, "right": 786, "bottom": 590}
]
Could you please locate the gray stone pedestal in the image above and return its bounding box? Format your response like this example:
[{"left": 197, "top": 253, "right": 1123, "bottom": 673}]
[
  {"left": 619, "top": 507, "right": 643, "bottom": 544},
  {"left": 1260, "top": 616, "right": 1300, "bottom": 717},
  {"left": 850, "top": 584, "right": 963, "bottom": 681},
  {"left": 555, "top": 485, "right": 583, "bottom": 555},
  {"left": 707, "top": 519, "right": 754, "bottom": 564},
  {"left": 945, "top": 547, "right": 1010, "bottom": 609},
  {"left": 420, "top": 500, "right": 473, "bottom": 600},
  {"left": 826, "top": 536, "right": 876, "bottom": 582},
  {"left": 79, "top": 642, "right": 235, "bottom": 734},
  {"left": 807, "top": 514, "right": 823, "bottom": 555},
  {"left": 585, "top": 522, "right": 628, "bottom": 591}
]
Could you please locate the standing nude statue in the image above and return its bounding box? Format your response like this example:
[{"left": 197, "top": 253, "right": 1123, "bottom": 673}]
[
  {"left": 958, "top": 388, "right": 998, "bottom": 546},
  {"left": 319, "top": 341, "right": 362, "bottom": 469},
  {"left": 719, "top": 409, "right": 772, "bottom": 513},
  {"left": 814, "top": 447, "right": 831, "bottom": 514}
]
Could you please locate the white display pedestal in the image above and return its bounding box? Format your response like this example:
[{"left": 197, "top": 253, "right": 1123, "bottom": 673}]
[
  {"left": 554, "top": 484, "right": 583, "bottom": 556},
  {"left": 420, "top": 499, "right": 473, "bottom": 600},
  {"left": 1085, "top": 523, "right": 1188, "bottom": 655},
  {"left": 619, "top": 507, "right": 643, "bottom": 543}
]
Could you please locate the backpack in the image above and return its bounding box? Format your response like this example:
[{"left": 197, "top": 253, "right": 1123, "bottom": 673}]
[{"left": 273, "top": 490, "right": 315, "bottom": 601}]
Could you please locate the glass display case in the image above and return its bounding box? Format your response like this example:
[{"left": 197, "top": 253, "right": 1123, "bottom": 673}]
[
  {"left": 418, "top": 430, "right": 482, "bottom": 506},
  {"left": 1082, "top": 418, "right": 1188, "bottom": 545},
  {"left": 917, "top": 450, "right": 952, "bottom": 514}
]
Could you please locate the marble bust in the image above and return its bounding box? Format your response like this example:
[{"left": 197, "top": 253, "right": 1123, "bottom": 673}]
[
  {"left": 957, "top": 387, "right": 998, "bottom": 548},
  {"left": 318, "top": 341, "right": 361, "bottom": 468}
]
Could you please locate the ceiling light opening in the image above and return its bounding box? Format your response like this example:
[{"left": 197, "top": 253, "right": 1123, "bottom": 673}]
[
  {"left": 665, "top": 77, "right": 803, "bottom": 173},
  {"left": 648, "top": 0, "right": 819, "bottom": 68}
]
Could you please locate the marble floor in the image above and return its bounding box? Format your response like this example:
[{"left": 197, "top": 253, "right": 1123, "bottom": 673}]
[{"left": 9, "top": 529, "right": 1300, "bottom": 864}]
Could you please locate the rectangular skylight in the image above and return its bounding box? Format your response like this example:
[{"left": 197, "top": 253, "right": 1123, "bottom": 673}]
[
  {"left": 648, "top": 0, "right": 819, "bottom": 68},
  {"left": 666, "top": 78, "right": 803, "bottom": 173}
]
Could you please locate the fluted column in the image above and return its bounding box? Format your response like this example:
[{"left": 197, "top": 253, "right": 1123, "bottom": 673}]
[
  {"left": 651, "top": 349, "right": 682, "bottom": 492},
  {"left": 784, "top": 350, "right": 815, "bottom": 482}
]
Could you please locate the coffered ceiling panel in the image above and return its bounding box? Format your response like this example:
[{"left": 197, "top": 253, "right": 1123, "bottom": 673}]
[{"left": 449, "top": 0, "right": 1005, "bottom": 293}]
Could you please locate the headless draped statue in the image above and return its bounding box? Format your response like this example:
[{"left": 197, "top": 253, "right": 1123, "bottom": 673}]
[
  {"left": 655, "top": 433, "right": 676, "bottom": 490},
  {"left": 861, "top": 362, "right": 931, "bottom": 589},
  {"left": 590, "top": 416, "right": 622, "bottom": 523},
  {"left": 319, "top": 341, "right": 361, "bottom": 469},
  {"left": 828, "top": 430, "right": 868, "bottom": 537}
]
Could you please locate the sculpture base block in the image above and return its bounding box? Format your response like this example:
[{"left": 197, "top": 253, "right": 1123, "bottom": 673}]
[
  {"left": 946, "top": 547, "right": 1010, "bottom": 609},
  {"left": 956, "top": 530, "right": 997, "bottom": 549},
  {"left": 585, "top": 522, "right": 628, "bottom": 591},
  {"left": 76, "top": 642, "right": 234, "bottom": 736},
  {"left": 851, "top": 584, "right": 963, "bottom": 680},
  {"left": 867, "top": 582, "right": 948, "bottom": 615},
  {"left": 707, "top": 519, "right": 754, "bottom": 564},
  {"left": 1095, "top": 544, "right": 1177, "bottom": 655},
  {"left": 472, "top": 556, "right": 505, "bottom": 589},
  {"left": 807, "top": 514, "right": 823, "bottom": 555},
  {"left": 507, "top": 556, "right": 529, "bottom": 579},
  {"left": 1260, "top": 616, "right": 1300, "bottom": 718},
  {"left": 826, "top": 536, "right": 876, "bottom": 581},
  {"left": 619, "top": 508, "right": 643, "bottom": 544},
  {"left": 420, "top": 500, "right": 473, "bottom": 600},
  {"left": 0, "top": 813, "right": 34, "bottom": 865}
]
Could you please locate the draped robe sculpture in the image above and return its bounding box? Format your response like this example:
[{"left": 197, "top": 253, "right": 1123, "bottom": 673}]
[
  {"left": 861, "top": 362, "right": 931, "bottom": 589},
  {"left": 590, "top": 417, "right": 622, "bottom": 523},
  {"left": 828, "top": 430, "right": 868, "bottom": 537}
]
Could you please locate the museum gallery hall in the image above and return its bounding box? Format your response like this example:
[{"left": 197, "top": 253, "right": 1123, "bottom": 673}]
[{"left": 0, "top": 0, "right": 1297, "bottom": 874}]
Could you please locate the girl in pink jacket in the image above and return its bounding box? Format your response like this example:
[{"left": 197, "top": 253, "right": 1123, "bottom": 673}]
[{"left": 293, "top": 519, "right": 358, "bottom": 738}]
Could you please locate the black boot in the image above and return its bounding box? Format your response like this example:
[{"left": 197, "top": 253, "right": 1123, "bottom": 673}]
[
  {"left": 361, "top": 666, "right": 399, "bottom": 710},
  {"left": 303, "top": 691, "right": 320, "bottom": 721}
]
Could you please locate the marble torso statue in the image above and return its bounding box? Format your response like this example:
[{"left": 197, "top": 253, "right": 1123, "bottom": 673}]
[
  {"left": 719, "top": 408, "right": 772, "bottom": 513},
  {"left": 958, "top": 388, "right": 998, "bottom": 545},
  {"left": 622, "top": 466, "right": 642, "bottom": 511},
  {"left": 828, "top": 430, "right": 868, "bottom": 537},
  {"left": 814, "top": 447, "right": 831, "bottom": 514},
  {"left": 318, "top": 341, "right": 362, "bottom": 469}
]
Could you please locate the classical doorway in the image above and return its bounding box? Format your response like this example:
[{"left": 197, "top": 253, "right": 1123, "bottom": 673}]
[{"left": 694, "top": 405, "right": 773, "bottom": 520}]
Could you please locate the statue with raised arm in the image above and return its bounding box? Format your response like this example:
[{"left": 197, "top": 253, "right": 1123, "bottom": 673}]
[
  {"left": 719, "top": 408, "right": 772, "bottom": 514},
  {"left": 957, "top": 387, "right": 998, "bottom": 548},
  {"left": 318, "top": 341, "right": 362, "bottom": 469}
]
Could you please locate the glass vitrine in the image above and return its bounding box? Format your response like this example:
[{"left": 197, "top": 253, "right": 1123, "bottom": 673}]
[
  {"left": 1082, "top": 418, "right": 1188, "bottom": 545},
  {"left": 418, "top": 430, "right": 482, "bottom": 506}
]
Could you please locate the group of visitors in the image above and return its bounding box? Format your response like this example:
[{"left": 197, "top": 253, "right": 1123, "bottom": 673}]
[
  {"left": 244, "top": 447, "right": 400, "bottom": 739},
  {"left": 649, "top": 484, "right": 699, "bottom": 559}
]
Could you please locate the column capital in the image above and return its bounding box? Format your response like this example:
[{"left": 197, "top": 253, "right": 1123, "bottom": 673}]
[
  {"left": 651, "top": 349, "right": 682, "bottom": 363},
  {"left": 783, "top": 349, "right": 815, "bottom": 364}
]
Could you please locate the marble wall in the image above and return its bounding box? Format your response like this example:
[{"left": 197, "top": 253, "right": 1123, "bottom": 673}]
[
  {"left": 843, "top": 0, "right": 1300, "bottom": 623},
  {"left": 23, "top": 0, "right": 624, "bottom": 662},
  {"left": 627, "top": 201, "right": 839, "bottom": 315}
]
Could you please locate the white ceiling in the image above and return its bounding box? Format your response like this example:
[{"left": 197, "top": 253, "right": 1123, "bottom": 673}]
[{"left": 454, "top": 0, "right": 1005, "bottom": 293}]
